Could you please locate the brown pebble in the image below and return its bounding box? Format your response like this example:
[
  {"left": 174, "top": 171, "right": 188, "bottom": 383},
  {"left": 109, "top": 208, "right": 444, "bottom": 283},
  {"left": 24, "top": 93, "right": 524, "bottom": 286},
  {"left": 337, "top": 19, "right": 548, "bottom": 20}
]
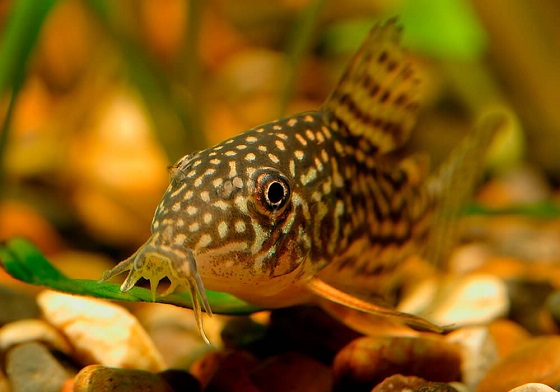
[
  {"left": 190, "top": 350, "right": 260, "bottom": 392},
  {"left": 487, "top": 319, "right": 531, "bottom": 358},
  {"left": 371, "top": 374, "right": 428, "bottom": 391},
  {"left": 250, "top": 352, "right": 333, "bottom": 392},
  {"left": 73, "top": 365, "right": 173, "bottom": 392},
  {"left": 333, "top": 336, "right": 461, "bottom": 390},
  {"left": 476, "top": 336, "right": 560, "bottom": 392}
]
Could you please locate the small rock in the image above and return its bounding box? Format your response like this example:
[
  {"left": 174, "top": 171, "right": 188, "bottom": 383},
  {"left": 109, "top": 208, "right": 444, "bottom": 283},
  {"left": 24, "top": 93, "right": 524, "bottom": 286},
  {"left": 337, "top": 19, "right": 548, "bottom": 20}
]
[
  {"left": 398, "top": 273, "right": 508, "bottom": 327},
  {"left": 190, "top": 350, "right": 259, "bottom": 391},
  {"left": 73, "top": 365, "right": 173, "bottom": 392},
  {"left": 37, "top": 290, "right": 165, "bottom": 371},
  {"left": 476, "top": 336, "right": 560, "bottom": 392},
  {"left": 6, "top": 342, "right": 71, "bottom": 392},
  {"left": 333, "top": 336, "right": 461, "bottom": 390},
  {"left": 508, "top": 383, "right": 559, "bottom": 392},
  {"left": 0, "top": 286, "right": 41, "bottom": 324},
  {"left": 250, "top": 352, "right": 333, "bottom": 392},
  {"left": 158, "top": 369, "right": 201, "bottom": 392},
  {"left": 0, "top": 319, "right": 72, "bottom": 354},
  {"left": 506, "top": 280, "right": 555, "bottom": 334},
  {"left": 371, "top": 374, "right": 428, "bottom": 391},
  {"left": 487, "top": 319, "right": 531, "bottom": 358},
  {"left": 445, "top": 326, "right": 499, "bottom": 390}
]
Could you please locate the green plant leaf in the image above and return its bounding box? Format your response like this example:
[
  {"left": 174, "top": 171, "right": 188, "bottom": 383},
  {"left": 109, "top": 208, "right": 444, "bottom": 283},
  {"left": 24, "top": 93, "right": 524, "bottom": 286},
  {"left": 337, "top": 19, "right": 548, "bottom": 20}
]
[{"left": 0, "top": 237, "right": 263, "bottom": 315}]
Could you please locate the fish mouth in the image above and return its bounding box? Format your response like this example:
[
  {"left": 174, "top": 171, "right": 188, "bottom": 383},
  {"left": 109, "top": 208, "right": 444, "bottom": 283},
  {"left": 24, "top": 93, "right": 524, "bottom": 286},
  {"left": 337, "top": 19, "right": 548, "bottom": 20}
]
[{"left": 100, "top": 238, "right": 212, "bottom": 343}]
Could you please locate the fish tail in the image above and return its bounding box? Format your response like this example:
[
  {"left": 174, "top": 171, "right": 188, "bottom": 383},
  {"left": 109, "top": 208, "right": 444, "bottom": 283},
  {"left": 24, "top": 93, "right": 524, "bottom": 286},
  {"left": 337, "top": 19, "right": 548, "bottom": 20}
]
[
  {"left": 322, "top": 18, "right": 422, "bottom": 154},
  {"left": 424, "top": 109, "right": 514, "bottom": 266}
]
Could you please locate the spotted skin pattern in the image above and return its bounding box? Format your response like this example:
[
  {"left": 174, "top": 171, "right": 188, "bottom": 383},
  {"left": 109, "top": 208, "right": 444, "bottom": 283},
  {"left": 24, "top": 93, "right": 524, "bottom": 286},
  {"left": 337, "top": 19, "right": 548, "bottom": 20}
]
[{"left": 101, "top": 20, "right": 503, "bottom": 340}]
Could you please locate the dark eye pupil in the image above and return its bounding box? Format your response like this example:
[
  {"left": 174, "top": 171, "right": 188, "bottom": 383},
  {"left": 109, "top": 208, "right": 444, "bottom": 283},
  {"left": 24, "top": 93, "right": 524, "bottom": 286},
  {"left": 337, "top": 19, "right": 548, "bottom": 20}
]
[{"left": 267, "top": 182, "right": 285, "bottom": 205}]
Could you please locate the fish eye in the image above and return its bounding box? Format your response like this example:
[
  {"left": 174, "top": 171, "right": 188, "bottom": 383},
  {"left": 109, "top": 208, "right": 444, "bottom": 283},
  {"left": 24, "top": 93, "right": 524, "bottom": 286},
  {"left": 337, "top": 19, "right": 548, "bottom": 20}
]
[{"left": 255, "top": 170, "right": 291, "bottom": 213}]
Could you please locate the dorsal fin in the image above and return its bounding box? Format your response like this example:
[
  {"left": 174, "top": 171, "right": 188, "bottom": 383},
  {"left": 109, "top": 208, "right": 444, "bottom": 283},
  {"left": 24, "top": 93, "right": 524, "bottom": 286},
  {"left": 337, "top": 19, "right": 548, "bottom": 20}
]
[{"left": 322, "top": 18, "right": 422, "bottom": 154}]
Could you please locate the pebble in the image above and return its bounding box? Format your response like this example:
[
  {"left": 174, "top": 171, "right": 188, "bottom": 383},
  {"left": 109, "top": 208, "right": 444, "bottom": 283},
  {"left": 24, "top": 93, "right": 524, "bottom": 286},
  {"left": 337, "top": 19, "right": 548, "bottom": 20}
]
[
  {"left": 371, "top": 374, "right": 460, "bottom": 392},
  {"left": 508, "top": 383, "right": 559, "bottom": 392},
  {"left": 37, "top": 290, "right": 166, "bottom": 371},
  {"left": 72, "top": 365, "right": 176, "bottom": 392},
  {"left": 250, "top": 352, "right": 333, "bottom": 392},
  {"left": 506, "top": 280, "right": 555, "bottom": 334},
  {"left": 487, "top": 319, "right": 531, "bottom": 358},
  {"left": 445, "top": 326, "right": 499, "bottom": 390},
  {"left": 190, "top": 349, "right": 259, "bottom": 391},
  {"left": 6, "top": 342, "right": 71, "bottom": 392},
  {"left": 398, "top": 273, "right": 509, "bottom": 328},
  {"left": 0, "top": 286, "right": 41, "bottom": 325},
  {"left": 0, "top": 318, "right": 72, "bottom": 354},
  {"left": 476, "top": 336, "right": 560, "bottom": 392},
  {"left": 333, "top": 335, "right": 462, "bottom": 390}
]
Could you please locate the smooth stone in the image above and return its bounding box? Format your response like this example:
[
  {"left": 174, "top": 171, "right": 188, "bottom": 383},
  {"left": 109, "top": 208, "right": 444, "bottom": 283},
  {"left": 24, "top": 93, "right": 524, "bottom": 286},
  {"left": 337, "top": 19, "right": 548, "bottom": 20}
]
[
  {"left": 508, "top": 383, "right": 559, "bottom": 392},
  {"left": 371, "top": 374, "right": 428, "bottom": 391},
  {"left": 190, "top": 349, "right": 260, "bottom": 391},
  {"left": 398, "top": 273, "right": 508, "bottom": 327},
  {"left": 476, "top": 336, "right": 560, "bottom": 392},
  {"left": 158, "top": 369, "right": 201, "bottom": 392},
  {"left": 333, "top": 336, "right": 461, "bottom": 390},
  {"left": 487, "top": 319, "right": 531, "bottom": 358},
  {"left": 445, "top": 326, "right": 499, "bottom": 390},
  {"left": 250, "top": 352, "right": 333, "bottom": 392},
  {"left": 73, "top": 365, "right": 174, "bottom": 392},
  {"left": 0, "top": 319, "right": 72, "bottom": 354},
  {"left": 0, "top": 286, "right": 40, "bottom": 325},
  {"left": 6, "top": 342, "right": 70, "bottom": 392},
  {"left": 37, "top": 290, "right": 166, "bottom": 371}
]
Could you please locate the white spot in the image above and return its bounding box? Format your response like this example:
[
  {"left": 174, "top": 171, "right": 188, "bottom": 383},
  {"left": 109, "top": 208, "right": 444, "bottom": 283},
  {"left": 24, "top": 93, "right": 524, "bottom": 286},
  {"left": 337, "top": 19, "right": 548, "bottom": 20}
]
[
  {"left": 236, "top": 144, "right": 247, "bottom": 150},
  {"left": 255, "top": 128, "right": 264, "bottom": 133},
  {"left": 213, "top": 200, "right": 229, "bottom": 210},
  {"left": 203, "top": 213, "right": 212, "bottom": 224},
  {"left": 204, "top": 168, "right": 216, "bottom": 177},
  {"left": 185, "top": 190, "right": 194, "bottom": 200},
  {"left": 311, "top": 191, "right": 322, "bottom": 201},
  {"left": 235, "top": 220, "right": 246, "bottom": 233},
  {"left": 294, "top": 150, "right": 304, "bottom": 160},
  {"left": 234, "top": 195, "right": 248, "bottom": 213},
  {"left": 195, "top": 234, "right": 212, "bottom": 249},
  {"left": 314, "top": 157, "right": 324, "bottom": 171},
  {"left": 152, "top": 220, "right": 160, "bottom": 229},
  {"left": 232, "top": 177, "right": 243, "bottom": 188},
  {"left": 214, "top": 145, "right": 224, "bottom": 151},
  {"left": 210, "top": 158, "right": 221, "bottom": 165},
  {"left": 258, "top": 145, "right": 267, "bottom": 152},
  {"left": 287, "top": 118, "right": 298, "bottom": 127},
  {"left": 321, "top": 126, "right": 332, "bottom": 139},
  {"left": 289, "top": 160, "right": 296, "bottom": 177},
  {"left": 316, "top": 131, "right": 325, "bottom": 143},
  {"left": 229, "top": 161, "right": 237, "bottom": 178},
  {"left": 187, "top": 170, "right": 197, "bottom": 178},
  {"left": 245, "top": 153, "right": 256, "bottom": 162},
  {"left": 213, "top": 178, "right": 223, "bottom": 187},
  {"left": 225, "top": 139, "right": 234, "bottom": 144},
  {"left": 321, "top": 149, "right": 329, "bottom": 163},
  {"left": 295, "top": 133, "right": 307, "bottom": 146},
  {"left": 273, "top": 124, "right": 282, "bottom": 131},
  {"left": 217, "top": 221, "right": 228, "bottom": 239},
  {"left": 246, "top": 136, "right": 258, "bottom": 143},
  {"left": 187, "top": 205, "right": 198, "bottom": 215},
  {"left": 192, "top": 160, "right": 202, "bottom": 168},
  {"left": 200, "top": 191, "right": 210, "bottom": 202},
  {"left": 275, "top": 140, "right": 286, "bottom": 151},
  {"left": 334, "top": 140, "right": 344, "bottom": 154},
  {"left": 172, "top": 202, "right": 181, "bottom": 212},
  {"left": 177, "top": 218, "right": 185, "bottom": 227},
  {"left": 225, "top": 150, "right": 236, "bottom": 156},
  {"left": 174, "top": 233, "right": 187, "bottom": 245},
  {"left": 194, "top": 177, "right": 203, "bottom": 187},
  {"left": 189, "top": 222, "right": 200, "bottom": 232},
  {"left": 170, "top": 183, "right": 187, "bottom": 198},
  {"left": 300, "top": 168, "right": 317, "bottom": 185},
  {"left": 276, "top": 133, "right": 288, "bottom": 140},
  {"left": 305, "top": 129, "right": 316, "bottom": 141},
  {"left": 304, "top": 114, "right": 314, "bottom": 122},
  {"left": 268, "top": 153, "right": 280, "bottom": 164}
]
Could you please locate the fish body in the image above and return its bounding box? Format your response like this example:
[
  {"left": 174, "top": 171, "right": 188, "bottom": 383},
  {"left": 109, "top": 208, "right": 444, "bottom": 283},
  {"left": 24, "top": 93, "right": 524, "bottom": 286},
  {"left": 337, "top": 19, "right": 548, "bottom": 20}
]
[{"left": 101, "top": 20, "right": 506, "bottom": 339}]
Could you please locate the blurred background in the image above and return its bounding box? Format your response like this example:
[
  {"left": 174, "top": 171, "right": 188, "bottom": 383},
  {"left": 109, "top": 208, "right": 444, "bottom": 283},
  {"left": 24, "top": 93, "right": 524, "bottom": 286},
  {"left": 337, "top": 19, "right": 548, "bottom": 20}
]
[{"left": 1, "top": 0, "right": 560, "bottom": 278}]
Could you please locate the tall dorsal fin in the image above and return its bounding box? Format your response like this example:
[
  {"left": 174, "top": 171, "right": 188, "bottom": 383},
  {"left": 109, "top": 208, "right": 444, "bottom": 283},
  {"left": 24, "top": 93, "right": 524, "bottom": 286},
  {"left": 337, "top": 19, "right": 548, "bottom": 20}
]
[{"left": 322, "top": 18, "right": 422, "bottom": 154}]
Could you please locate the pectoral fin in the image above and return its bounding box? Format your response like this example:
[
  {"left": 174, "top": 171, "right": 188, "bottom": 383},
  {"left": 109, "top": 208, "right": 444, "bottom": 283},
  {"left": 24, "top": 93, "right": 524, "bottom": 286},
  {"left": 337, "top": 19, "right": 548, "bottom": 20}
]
[{"left": 307, "top": 278, "right": 444, "bottom": 333}]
